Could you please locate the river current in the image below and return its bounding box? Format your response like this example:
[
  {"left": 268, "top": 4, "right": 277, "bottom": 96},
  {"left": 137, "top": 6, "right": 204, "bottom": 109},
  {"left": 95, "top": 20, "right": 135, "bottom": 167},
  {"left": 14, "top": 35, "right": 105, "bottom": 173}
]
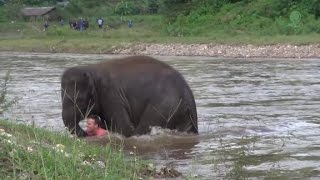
[{"left": 1, "top": 52, "right": 320, "bottom": 179}]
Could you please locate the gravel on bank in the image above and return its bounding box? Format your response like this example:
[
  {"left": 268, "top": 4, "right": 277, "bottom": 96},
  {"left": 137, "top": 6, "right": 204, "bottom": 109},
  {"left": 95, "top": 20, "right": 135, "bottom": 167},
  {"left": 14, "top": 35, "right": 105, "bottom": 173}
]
[{"left": 112, "top": 43, "right": 320, "bottom": 58}]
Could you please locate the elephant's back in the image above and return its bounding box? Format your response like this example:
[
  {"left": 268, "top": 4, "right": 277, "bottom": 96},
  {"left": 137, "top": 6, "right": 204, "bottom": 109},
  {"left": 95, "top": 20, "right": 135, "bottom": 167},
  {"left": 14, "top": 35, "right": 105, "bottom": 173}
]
[
  {"left": 61, "top": 66, "right": 87, "bottom": 85},
  {"left": 104, "top": 56, "right": 189, "bottom": 87},
  {"left": 93, "top": 56, "right": 183, "bottom": 82},
  {"left": 96, "top": 56, "right": 171, "bottom": 72}
]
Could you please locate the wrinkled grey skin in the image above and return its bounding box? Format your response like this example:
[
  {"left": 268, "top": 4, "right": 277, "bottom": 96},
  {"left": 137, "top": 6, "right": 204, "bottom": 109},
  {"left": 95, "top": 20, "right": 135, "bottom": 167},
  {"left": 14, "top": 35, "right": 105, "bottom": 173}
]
[{"left": 61, "top": 56, "right": 198, "bottom": 137}]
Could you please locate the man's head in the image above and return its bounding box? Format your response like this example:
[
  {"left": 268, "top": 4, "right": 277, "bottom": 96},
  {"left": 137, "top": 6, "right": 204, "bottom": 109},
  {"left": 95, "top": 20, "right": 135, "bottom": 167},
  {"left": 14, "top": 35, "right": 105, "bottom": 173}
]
[{"left": 86, "top": 115, "right": 102, "bottom": 133}]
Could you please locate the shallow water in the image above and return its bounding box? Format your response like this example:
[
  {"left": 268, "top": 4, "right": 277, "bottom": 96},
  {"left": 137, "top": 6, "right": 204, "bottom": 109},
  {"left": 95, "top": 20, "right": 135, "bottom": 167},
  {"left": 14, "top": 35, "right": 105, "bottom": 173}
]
[{"left": 1, "top": 52, "right": 320, "bottom": 178}]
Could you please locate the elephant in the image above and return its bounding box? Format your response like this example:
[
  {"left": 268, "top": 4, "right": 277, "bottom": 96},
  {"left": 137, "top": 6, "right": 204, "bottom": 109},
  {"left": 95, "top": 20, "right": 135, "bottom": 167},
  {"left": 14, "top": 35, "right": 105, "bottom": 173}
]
[{"left": 61, "top": 56, "right": 198, "bottom": 137}]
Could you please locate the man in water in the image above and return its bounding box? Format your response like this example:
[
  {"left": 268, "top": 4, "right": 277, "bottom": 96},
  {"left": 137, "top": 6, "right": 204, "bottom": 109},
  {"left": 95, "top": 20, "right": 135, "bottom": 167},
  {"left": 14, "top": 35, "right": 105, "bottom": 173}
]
[{"left": 86, "top": 115, "right": 109, "bottom": 137}]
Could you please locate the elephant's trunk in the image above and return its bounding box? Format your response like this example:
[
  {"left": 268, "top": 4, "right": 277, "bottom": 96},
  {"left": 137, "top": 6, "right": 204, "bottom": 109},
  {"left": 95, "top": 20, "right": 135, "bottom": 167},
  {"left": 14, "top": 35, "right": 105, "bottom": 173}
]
[{"left": 62, "top": 103, "right": 87, "bottom": 137}]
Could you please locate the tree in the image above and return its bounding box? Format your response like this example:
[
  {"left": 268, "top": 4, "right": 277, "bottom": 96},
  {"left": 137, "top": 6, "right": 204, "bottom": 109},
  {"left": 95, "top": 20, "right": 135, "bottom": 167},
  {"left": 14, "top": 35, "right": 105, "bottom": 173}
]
[
  {"left": 4, "top": 0, "right": 23, "bottom": 20},
  {"left": 160, "top": 0, "right": 192, "bottom": 22},
  {"left": 0, "top": 0, "right": 5, "bottom": 6},
  {"left": 146, "top": 0, "right": 159, "bottom": 14},
  {"left": 114, "top": 0, "right": 140, "bottom": 19}
]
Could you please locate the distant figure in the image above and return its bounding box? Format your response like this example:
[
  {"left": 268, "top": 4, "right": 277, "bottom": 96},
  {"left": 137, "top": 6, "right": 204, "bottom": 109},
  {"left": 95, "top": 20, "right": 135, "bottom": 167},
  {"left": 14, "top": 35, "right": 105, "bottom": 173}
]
[
  {"left": 86, "top": 115, "right": 109, "bottom": 137},
  {"left": 84, "top": 18, "right": 89, "bottom": 29},
  {"left": 68, "top": 19, "right": 73, "bottom": 29},
  {"left": 128, "top": 20, "right": 133, "bottom": 28},
  {"left": 60, "top": 18, "right": 64, "bottom": 26},
  {"left": 79, "top": 18, "right": 84, "bottom": 32},
  {"left": 44, "top": 20, "right": 49, "bottom": 31},
  {"left": 97, "top": 17, "right": 104, "bottom": 29}
]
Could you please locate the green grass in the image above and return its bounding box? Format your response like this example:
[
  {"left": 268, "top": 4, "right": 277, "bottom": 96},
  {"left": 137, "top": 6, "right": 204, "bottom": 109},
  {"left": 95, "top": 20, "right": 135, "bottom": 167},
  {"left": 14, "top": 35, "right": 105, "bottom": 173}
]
[
  {"left": 0, "top": 119, "right": 147, "bottom": 179},
  {"left": 1, "top": 14, "right": 320, "bottom": 54}
]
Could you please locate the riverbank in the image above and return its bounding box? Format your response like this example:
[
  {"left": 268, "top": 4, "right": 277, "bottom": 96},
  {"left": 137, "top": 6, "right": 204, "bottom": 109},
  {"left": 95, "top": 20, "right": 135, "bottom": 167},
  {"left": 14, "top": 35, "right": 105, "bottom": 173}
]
[
  {"left": 0, "top": 119, "right": 183, "bottom": 179},
  {"left": 1, "top": 38, "right": 320, "bottom": 58},
  {"left": 1, "top": 40, "right": 320, "bottom": 59},
  {"left": 113, "top": 43, "right": 320, "bottom": 59},
  {"left": 0, "top": 120, "right": 138, "bottom": 179}
]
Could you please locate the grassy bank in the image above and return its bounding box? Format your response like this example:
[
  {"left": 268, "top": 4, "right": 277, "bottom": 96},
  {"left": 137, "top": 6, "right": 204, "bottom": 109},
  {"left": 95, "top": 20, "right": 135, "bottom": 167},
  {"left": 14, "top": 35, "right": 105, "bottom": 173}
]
[
  {"left": 2, "top": 15, "right": 320, "bottom": 54},
  {"left": 0, "top": 119, "right": 148, "bottom": 179},
  {"left": 2, "top": 1, "right": 320, "bottom": 55}
]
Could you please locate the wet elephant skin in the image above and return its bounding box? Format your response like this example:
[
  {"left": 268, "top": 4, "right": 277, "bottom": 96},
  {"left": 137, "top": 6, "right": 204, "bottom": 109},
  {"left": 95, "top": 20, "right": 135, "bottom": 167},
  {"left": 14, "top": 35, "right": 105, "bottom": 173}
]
[{"left": 61, "top": 56, "right": 198, "bottom": 137}]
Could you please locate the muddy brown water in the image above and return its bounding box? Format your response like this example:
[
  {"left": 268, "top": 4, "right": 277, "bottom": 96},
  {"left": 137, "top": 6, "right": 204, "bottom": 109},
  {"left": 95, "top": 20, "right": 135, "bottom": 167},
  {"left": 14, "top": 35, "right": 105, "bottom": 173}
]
[{"left": 1, "top": 52, "right": 320, "bottom": 179}]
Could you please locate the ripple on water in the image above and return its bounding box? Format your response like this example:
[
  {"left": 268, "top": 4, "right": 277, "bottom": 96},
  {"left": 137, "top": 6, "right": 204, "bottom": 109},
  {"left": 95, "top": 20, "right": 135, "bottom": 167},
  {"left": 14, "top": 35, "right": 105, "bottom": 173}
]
[{"left": 1, "top": 52, "right": 320, "bottom": 178}]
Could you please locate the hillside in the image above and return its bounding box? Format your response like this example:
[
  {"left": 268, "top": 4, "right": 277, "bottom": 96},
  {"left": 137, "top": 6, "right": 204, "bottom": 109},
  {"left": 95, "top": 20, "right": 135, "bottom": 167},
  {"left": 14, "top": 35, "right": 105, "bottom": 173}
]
[{"left": 1, "top": 0, "right": 320, "bottom": 57}]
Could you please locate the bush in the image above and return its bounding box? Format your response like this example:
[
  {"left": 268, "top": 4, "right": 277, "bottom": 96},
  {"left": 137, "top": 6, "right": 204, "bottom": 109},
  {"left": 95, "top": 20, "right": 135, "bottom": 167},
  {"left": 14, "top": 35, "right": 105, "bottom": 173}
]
[
  {"left": 0, "top": 7, "right": 6, "bottom": 22},
  {"left": 162, "top": 0, "right": 320, "bottom": 36},
  {"left": 114, "top": 0, "right": 140, "bottom": 16},
  {"left": 3, "top": 0, "right": 23, "bottom": 21}
]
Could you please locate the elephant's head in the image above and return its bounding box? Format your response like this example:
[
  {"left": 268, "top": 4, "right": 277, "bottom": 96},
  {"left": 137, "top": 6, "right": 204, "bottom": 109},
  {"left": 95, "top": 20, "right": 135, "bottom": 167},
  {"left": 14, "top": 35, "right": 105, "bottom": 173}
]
[{"left": 61, "top": 67, "right": 98, "bottom": 137}]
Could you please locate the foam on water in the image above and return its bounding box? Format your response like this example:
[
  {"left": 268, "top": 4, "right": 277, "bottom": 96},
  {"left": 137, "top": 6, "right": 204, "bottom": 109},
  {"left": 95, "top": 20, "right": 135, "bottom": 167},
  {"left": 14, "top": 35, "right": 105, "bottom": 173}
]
[{"left": 1, "top": 52, "right": 320, "bottom": 178}]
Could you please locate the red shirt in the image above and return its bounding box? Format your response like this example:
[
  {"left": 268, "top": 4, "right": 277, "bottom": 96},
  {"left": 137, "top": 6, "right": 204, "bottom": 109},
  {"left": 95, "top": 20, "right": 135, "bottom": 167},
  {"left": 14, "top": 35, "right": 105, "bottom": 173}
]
[{"left": 86, "top": 128, "right": 109, "bottom": 137}]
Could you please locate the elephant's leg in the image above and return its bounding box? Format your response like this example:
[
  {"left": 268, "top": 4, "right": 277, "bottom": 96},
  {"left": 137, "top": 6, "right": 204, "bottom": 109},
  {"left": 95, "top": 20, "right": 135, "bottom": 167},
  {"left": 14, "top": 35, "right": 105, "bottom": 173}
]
[
  {"left": 135, "top": 101, "right": 197, "bottom": 135},
  {"left": 103, "top": 105, "right": 135, "bottom": 137},
  {"left": 164, "top": 103, "right": 198, "bottom": 134},
  {"left": 102, "top": 88, "right": 138, "bottom": 137},
  {"left": 134, "top": 104, "right": 168, "bottom": 135},
  {"left": 166, "top": 112, "right": 196, "bottom": 133}
]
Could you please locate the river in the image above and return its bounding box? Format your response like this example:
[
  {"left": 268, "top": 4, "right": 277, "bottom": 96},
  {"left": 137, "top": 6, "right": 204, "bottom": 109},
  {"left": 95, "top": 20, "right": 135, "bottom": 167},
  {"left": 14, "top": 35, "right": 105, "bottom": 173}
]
[{"left": 1, "top": 52, "right": 320, "bottom": 179}]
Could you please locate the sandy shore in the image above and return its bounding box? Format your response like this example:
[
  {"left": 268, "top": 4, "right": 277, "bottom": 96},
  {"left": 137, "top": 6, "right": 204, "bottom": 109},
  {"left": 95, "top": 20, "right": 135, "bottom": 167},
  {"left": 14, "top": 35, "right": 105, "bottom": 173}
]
[{"left": 112, "top": 43, "right": 320, "bottom": 59}]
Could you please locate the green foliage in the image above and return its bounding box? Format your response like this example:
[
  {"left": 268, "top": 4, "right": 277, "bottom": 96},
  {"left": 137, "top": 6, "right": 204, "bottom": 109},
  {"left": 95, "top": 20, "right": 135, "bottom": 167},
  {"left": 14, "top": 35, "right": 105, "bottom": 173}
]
[
  {"left": 113, "top": 0, "right": 160, "bottom": 16},
  {"left": 2, "top": 0, "right": 320, "bottom": 37},
  {"left": 48, "top": 26, "right": 65, "bottom": 36},
  {"left": 3, "top": 0, "right": 23, "bottom": 20},
  {"left": 60, "top": 0, "right": 160, "bottom": 19},
  {"left": 146, "top": 0, "right": 159, "bottom": 14},
  {"left": 161, "top": 0, "right": 320, "bottom": 36},
  {"left": 62, "top": 0, "right": 113, "bottom": 18},
  {"left": 159, "top": 0, "right": 192, "bottom": 22},
  {"left": 115, "top": 0, "right": 139, "bottom": 16},
  {"left": 0, "top": 7, "right": 6, "bottom": 22},
  {"left": 22, "top": 0, "right": 61, "bottom": 6}
]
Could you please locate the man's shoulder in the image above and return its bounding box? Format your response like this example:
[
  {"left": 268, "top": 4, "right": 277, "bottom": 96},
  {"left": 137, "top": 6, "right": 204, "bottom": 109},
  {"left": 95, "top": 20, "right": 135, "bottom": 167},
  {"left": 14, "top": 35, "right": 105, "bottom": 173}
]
[{"left": 96, "top": 128, "right": 108, "bottom": 136}]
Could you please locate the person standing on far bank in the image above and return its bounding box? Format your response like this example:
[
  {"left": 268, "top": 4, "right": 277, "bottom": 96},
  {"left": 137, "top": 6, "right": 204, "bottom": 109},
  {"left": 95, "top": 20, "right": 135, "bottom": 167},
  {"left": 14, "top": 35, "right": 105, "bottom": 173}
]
[
  {"left": 44, "top": 20, "right": 49, "bottom": 31},
  {"left": 79, "top": 18, "right": 84, "bottom": 32},
  {"left": 97, "top": 17, "right": 104, "bottom": 29},
  {"left": 128, "top": 19, "right": 133, "bottom": 28}
]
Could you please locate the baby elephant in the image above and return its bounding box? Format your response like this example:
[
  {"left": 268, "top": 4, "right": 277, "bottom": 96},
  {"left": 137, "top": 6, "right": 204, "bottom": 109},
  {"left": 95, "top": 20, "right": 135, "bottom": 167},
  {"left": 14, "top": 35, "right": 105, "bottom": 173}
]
[{"left": 61, "top": 56, "right": 198, "bottom": 137}]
